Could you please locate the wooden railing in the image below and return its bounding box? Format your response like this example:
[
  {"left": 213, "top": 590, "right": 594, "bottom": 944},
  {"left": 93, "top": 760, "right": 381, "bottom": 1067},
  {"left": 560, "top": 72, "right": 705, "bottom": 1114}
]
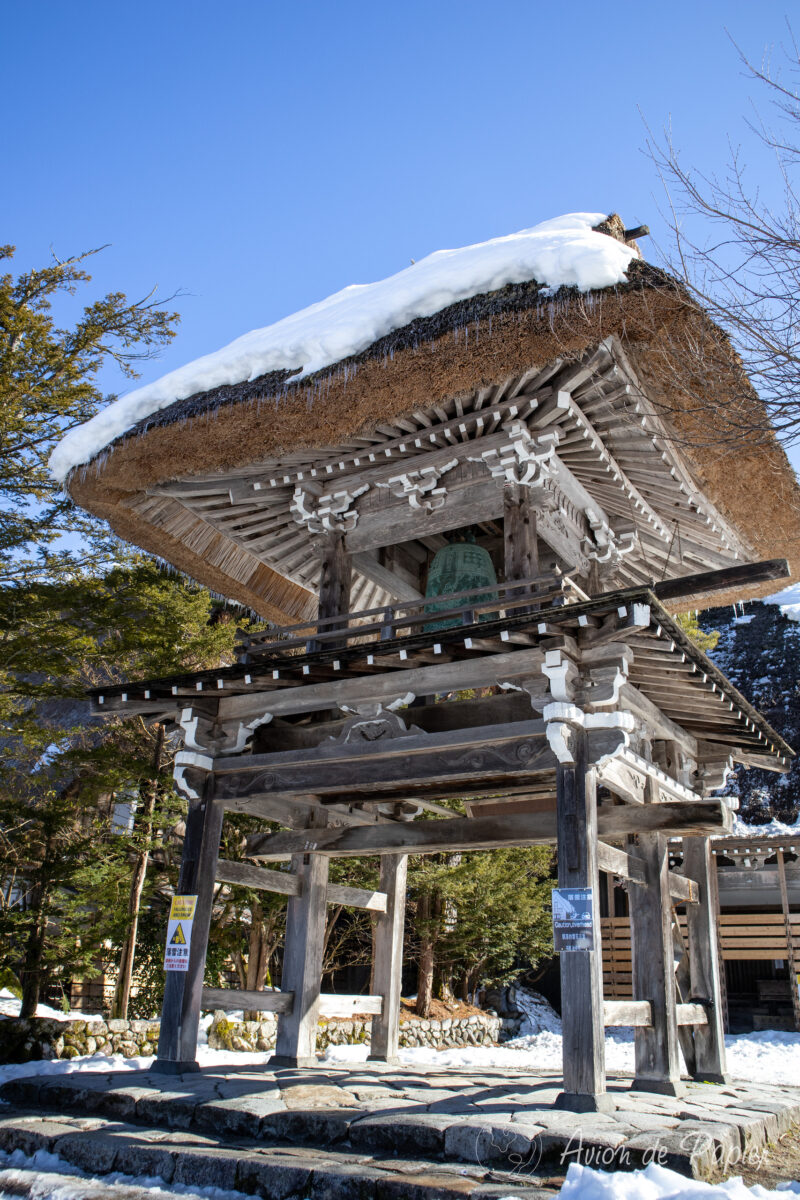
[{"left": 235, "top": 572, "right": 586, "bottom": 661}]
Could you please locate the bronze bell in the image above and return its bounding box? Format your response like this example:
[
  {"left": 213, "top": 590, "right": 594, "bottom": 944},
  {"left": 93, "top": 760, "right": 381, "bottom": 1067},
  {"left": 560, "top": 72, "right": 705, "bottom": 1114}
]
[{"left": 424, "top": 537, "right": 498, "bottom": 631}]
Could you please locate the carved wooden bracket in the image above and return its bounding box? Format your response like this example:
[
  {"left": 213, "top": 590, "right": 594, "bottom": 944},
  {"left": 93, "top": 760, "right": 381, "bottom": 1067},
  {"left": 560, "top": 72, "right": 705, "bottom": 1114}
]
[
  {"left": 331, "top": 700, "right": 424, "bottom": 744},
  {"left": 538, "top": 648, "right": 633, "bottom": 765},
  {"left": 174, "top": 706, "right": 273, "bottom": 800},
  {"left": 469, "top": 421, "right": 559, "bottom": 488},
  {"left": 584, "top": 508, "right": 637, "bottom": 567},
  {"left": 376, "top": 459, "right": 458, "bottom": 512},
  {"left": 290, "top": 482, "right": 369, "bottom": 533}
]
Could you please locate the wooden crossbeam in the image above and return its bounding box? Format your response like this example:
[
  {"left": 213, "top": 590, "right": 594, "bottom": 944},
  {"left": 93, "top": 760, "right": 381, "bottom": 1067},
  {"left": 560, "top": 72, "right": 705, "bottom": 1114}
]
[
  {"left": 651, "top": 559, "right": 789, "bottom": 605},
  {"left": 676, "top": 1003, "right": 709, "bottom": 1026},
  {"left": 597, "top": 842, "right": 698, "bottom": 903},
  {"left": 247, "top": 800, "right": 732, "bottom": 860},
  {"left": 200, "top": 988, "right": 383, "bottom": 1016},
  {"left": 603, "top": 1000, "right": 652, "bottom": 1027},
  {"left": 214, "top": 859, "right": 388, "bottom": 911},
  {"left": 201, "top": 987, "right": 293, "bottom": 1013}
]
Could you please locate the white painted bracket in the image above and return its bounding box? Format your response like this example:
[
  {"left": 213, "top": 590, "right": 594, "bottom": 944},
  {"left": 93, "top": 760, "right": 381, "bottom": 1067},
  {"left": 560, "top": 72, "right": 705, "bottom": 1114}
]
[
  {"left": 469, "top": 421, "right": 560, "bottom": 488},
  {"left": 291, "top": 482, "right": 369, "bottom": 533},
  {"left": 376, "top": 459, "right": 458, "bottom": 512}
]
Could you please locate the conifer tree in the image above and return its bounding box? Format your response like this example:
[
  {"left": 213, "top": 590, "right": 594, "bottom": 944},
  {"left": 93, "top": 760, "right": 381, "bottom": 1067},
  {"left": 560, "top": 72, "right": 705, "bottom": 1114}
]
[{"left": 0, "top": 244, "right": 179, "bottom": 581}]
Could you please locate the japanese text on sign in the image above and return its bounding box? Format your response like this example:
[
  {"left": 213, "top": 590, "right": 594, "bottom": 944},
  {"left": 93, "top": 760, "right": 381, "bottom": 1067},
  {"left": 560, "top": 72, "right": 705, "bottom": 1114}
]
[
  {"left": 164, "top": 894, "right": 197, "bottom": 972},
  {"left": 552, "top": 887, "right": 594, "bottom": 952}
]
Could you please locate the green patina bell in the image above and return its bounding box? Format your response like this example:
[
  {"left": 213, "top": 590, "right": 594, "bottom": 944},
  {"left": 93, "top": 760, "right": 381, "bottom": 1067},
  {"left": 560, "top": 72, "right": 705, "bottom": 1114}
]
[{"left": 424, "top": 537, "right": 498, "bottom": 631}]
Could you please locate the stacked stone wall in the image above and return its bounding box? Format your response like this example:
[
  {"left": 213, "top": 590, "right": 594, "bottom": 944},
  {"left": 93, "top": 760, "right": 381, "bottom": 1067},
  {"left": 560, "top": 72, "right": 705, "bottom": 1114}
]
[{"left": 0, "top": 1010, "right": 501, "bottom": 1063}]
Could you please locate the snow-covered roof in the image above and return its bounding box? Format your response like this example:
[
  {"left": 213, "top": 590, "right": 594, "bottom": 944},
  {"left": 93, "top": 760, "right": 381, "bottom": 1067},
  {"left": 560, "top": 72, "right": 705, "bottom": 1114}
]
[{"left": 49, "top": 213, "right": 636, "bottom": 481}]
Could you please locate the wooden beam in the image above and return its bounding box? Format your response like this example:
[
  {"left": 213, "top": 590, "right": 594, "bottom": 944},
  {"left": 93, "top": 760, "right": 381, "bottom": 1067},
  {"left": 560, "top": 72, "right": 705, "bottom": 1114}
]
[
  {"left": 651, "top": 559, "right": 789, "bottom": 605},
  {"left": 215, "top": 859, "right": 387, "bottom": 911},
  {"left": 598, "top": 841, "right": 698, "bottom": 903},
  {"left": 202, "top": 987, "right": 293, "bottom": 1013},
  {"left": 683, "top": 837, "right": 729, "bottom": 1081},
  {"left": 604, "top": 1000, "right": 652, "bottom": 1027},
  {"left": 555, "top": 726, "right": 609, "bottom": 1112},
  {"left": 351, "top": 551, "right": 423, "bottom": 601},
  {"left": 619, "top": 683, "right": 698, "bottom": 758},
  {"left": 218, "top": 645, "right": 548, "bottom": 725},
  {"left": 216, "top": 859, "right": 301, "bottom": 896},
  {"left": 319, "top": 994, "right": 383, "bottom": 1017},
  {"left": 327, "top": 883, "right": 388, "bottom": 912},
  {"left": 272, "top": 812, "right": 329, "bottom": 1067},
  {"left": 369, "top": 854, "right": 408, "bottom": 1062},
  {"left": 597, "top": 841, "right": 646, "bottom": 885},
  {"left": 247, "top": 799, "right": 732, "bottom": 860},
  {"left": 215, "top": 722, "right": 553, "bottom": 805},
  {"left": 676, "top": 1003, "right": 709, "bottom": 1026},
  {"left": 629, "top": 832, "right": 682, "bottom": 1094}
]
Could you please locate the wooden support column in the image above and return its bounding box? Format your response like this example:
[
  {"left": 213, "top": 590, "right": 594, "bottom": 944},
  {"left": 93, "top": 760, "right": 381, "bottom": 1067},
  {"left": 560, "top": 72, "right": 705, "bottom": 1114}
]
[
  {"left": 683, "top": 836, "right": 730, "bottom": 1082},
  {"left": 628, "top": 831, "right": 682, "bottom": 1094},
  {"left": 154, "top": 773, "right": 225, "bottom": 1073},
  {"left": 271, "top": 812, "right": 330, "bottom": 1067},
  {"left": 369, "top": 853, "right": 408, "bottom": 1062},
  {"left": 504, "top": 484, "right": 539, "bottom": 588},
  {"left": 777, "top": 850, "right": 800, "bottom": 1033},
  {"left": 555, "top": 726, "right": 611, "bottom": 1113},
  {"left": 317, "top": 532, "right": 352, "bottom": 630}
]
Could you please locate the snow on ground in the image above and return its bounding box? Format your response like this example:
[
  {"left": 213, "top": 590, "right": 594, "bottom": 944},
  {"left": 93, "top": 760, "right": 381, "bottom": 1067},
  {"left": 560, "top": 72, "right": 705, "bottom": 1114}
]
[
  {"left": 2, "top": 1028, "right": 800, "bottom": 1197},
  {"left": 0, "top": 990, "right": 104, "bottom": 1023},
  {"left": 764, "top": 584, "right": 800, "bottom": 624},
  {"left": 49, "top": 213, "right": 636, "bottom": 480}
]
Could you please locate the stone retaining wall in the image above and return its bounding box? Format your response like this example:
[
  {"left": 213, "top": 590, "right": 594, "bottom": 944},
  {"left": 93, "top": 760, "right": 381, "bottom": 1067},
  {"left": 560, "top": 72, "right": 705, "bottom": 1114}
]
[{"left": 0, "top": 1010, "right": 501, "bottom": 1064}]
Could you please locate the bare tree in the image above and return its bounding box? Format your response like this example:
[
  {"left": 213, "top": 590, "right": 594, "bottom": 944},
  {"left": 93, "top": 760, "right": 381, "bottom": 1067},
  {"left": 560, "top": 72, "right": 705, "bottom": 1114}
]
[{"left": 646, "top": 27, "right": 800, "bottom": 445}]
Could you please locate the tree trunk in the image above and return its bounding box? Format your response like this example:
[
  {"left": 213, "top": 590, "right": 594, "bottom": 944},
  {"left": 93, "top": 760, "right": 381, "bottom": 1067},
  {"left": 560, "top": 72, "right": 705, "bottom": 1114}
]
[
  {"left": 416, "top": 892, "right": 435, "bottom": 1018},
  {"left": 19, "top": 893, "right": 46, "bottom": 1019},
  {"left": 111, "top": 723, "right": 164, "bottom": 1020},
  {"left": 243, "top": 901, "right": 271, "bottom": 1020}
]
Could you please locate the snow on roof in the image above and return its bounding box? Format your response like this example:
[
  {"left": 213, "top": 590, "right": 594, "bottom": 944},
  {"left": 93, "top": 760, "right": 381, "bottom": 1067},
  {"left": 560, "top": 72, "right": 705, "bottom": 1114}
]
[{"left": 49, "top": 213, "right": 636, "bottom": 482}]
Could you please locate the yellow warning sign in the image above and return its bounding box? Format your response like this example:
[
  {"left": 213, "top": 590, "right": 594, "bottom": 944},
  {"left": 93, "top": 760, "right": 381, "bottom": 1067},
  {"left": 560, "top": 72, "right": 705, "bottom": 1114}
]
[
  {"left": 169, "top": 895, "right": 197, "bottom": 921},
  {"left": 164, "top": 895, "right": 197, "bottom": 972}
]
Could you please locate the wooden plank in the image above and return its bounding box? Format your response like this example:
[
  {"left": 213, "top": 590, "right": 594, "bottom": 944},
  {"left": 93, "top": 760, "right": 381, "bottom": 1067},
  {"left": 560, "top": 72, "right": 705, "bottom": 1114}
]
[
  {"left": 651, "top": 559, "right": 789, "bottom": 605},
  {"left": 318, "top": 994, "right": 383, "bottom": 1017},
  {"left": 629, "top": 832, "right": 681, "bottom": 1094},
  {"left": 669, "top": 872, "right": 699, "bottom": 905},
  {"left": 327, "top": 883, "right": 388, "bottom": 912},
  {"left": 603, "top": 1000, "right": 652, "bottom": 1027},
  {"left": 555, "top": 725, "right": 608, "bottom": 1109},
  {"left": 216, "top": 859, "right": 302, "bottom": 896},
  {"left": 273, "top": 812, "right": 329, "bottom": 1066},
  {"left": 369, "top": 854, "right": 408, "bottom": 1061},
  {"left": 247, "top": 799, "right": 731, "bottom": 860},
  {"left": 676, "top": 1003, "right": 710, "bottom": 1026},
  {"left": 597, "top": 842, "right": 646, "bottom": 886},
  {"left": 201, "top": 987, "right": 294, "bottom": 1013},
  {"left": 216, "top": 723, "right": 554, "bottom": 805},
  {"left": 218, "top": 646, "right": 548, "bottom": 725},
  {"left": 683, "top": 837, "right": 729, "bottom": 1080}
]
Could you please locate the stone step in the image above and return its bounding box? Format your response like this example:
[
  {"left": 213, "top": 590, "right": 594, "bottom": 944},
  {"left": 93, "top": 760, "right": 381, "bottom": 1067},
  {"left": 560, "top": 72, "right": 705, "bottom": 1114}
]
[{"left": 0, "top": 1110, "right": 558, "bottom": 1200}]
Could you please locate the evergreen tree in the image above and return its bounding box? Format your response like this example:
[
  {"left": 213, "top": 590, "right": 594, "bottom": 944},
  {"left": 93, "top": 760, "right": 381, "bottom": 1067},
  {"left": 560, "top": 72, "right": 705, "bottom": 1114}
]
[
  {"left": 0, "top": 244, "right": 179, "bottom": 581},
  {"left": 0, "top": 559, "right": 240, "bottom": 1016}
]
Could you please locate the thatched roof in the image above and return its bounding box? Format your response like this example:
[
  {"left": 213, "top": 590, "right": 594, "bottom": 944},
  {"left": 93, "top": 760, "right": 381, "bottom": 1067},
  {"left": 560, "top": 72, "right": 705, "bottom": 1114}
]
[{"left": 60, "top": 216, "right": 800, "bottom": 620}]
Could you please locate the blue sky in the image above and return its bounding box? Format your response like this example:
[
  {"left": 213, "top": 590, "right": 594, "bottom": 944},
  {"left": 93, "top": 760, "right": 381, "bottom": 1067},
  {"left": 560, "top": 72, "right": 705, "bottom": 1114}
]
[{"left": 4, "top": 1, "right": 797, "bottom": 464}]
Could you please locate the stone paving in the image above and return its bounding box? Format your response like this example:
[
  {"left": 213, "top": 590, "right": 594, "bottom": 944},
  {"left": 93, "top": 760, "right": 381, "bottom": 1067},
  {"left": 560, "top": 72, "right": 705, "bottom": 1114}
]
[{"left": 1, "top": 1062, "right": 799, "bottom": 1199}]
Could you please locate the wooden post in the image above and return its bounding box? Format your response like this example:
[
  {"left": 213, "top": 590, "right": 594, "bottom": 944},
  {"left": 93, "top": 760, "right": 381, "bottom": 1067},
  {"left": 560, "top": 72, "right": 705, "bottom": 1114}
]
[
  {"left": 369, "top": 853, "right": 408, "bottom": 1062},
  {"left": 555, "top": 727, "right": 611, "bottom": 1112},
  {"left": 318, "top": 532, "right": 352, "bottom": 630},
  {"left": 683, "top": 836, "right": 730, "bottom": 1082},
  {"left": 777, "top": 850, "right": 800, "bottom": 1033},
  {"left": 628, "top": 831, "right": 682, "bottom": 1094},
  {"left": 504, "top": 484, "right": 539, "bottom": 588},
  {"left": 271, "top": 813, "right": 330, "bottom": 1067},
  {"left": 153, "top": 774, "right": 225, "bottom": 1073}
]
